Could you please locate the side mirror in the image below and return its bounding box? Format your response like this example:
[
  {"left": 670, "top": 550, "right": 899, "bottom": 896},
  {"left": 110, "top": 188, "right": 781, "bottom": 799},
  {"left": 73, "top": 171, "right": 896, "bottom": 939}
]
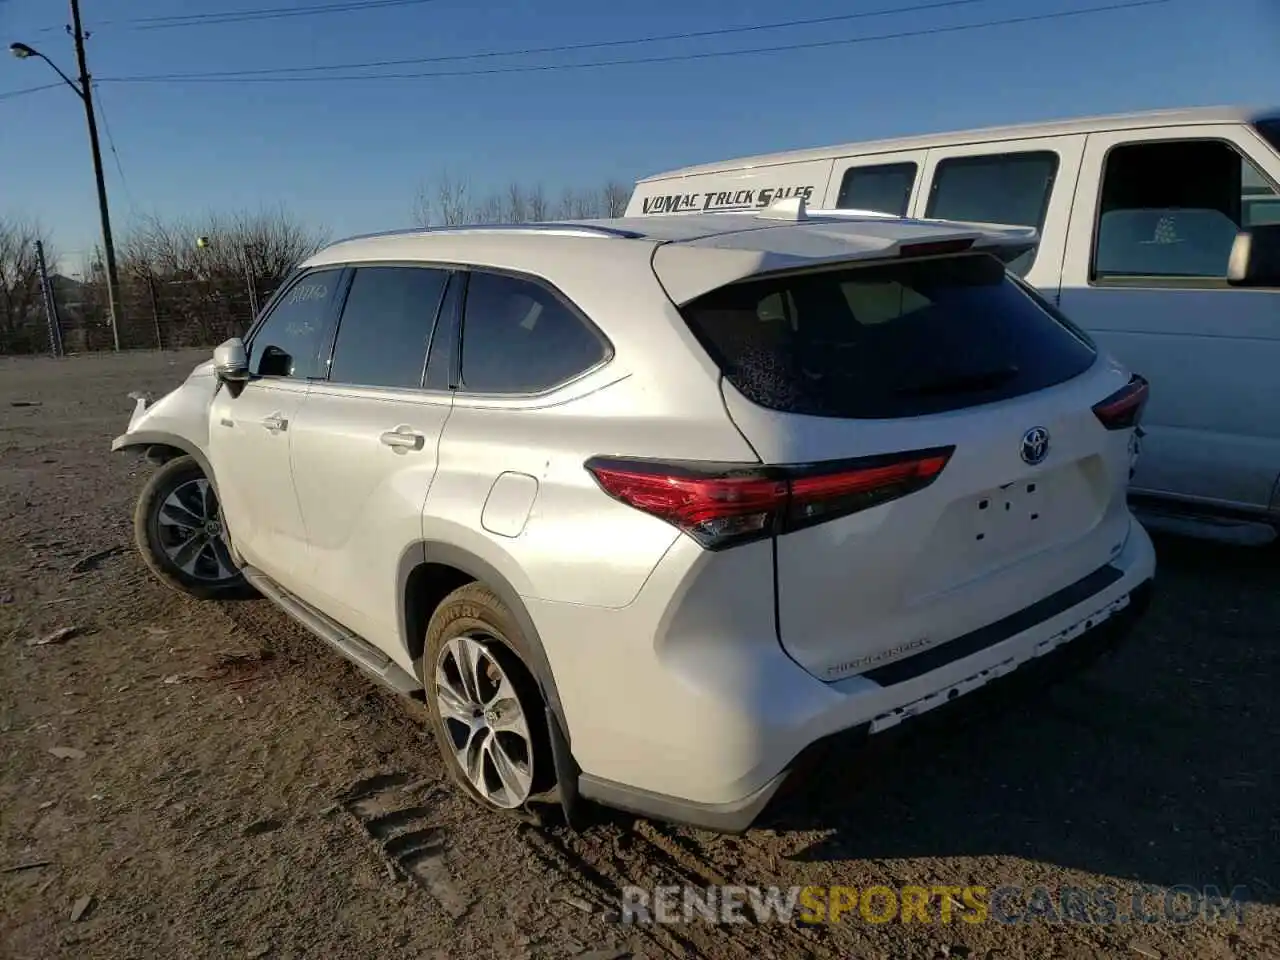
[
  {"left": 1227, "top": 224, "right": 1280, "bottom": 287},
  {"left": 213, "top": 338, "right": 249, "bottom": 383}
]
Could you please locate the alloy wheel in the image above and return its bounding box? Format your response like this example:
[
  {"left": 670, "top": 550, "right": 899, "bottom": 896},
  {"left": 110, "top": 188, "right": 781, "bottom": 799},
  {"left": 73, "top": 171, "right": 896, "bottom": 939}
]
[
  {"left": 155, "top": 477, "right": 238, "bottom": 583},
  {"left": 434, "top": 634, "right": 535, "bottom": 809}
]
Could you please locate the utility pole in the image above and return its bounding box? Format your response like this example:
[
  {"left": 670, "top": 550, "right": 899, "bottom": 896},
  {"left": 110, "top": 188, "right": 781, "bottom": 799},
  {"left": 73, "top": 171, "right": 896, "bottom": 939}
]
[
  {"left": 69, "top": 0, "right": 122, "bottom": 351},
  {"left": 35, "top": 240, "right": 64, "bottom": 357},
  {"left": 242, "top": 243, "right": 260, "bottom": 320}
]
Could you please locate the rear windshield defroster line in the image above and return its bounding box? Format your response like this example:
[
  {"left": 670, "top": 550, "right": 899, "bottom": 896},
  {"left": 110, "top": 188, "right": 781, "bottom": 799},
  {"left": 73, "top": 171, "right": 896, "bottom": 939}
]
[{"left": 679, "top": 253, "right": 1097, "bottom": 420}]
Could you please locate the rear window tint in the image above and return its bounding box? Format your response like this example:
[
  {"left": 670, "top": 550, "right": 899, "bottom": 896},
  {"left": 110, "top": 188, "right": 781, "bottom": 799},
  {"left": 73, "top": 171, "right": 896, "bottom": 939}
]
[{"left": 680, "top": 253, "right": 1096, "bottom": 420}]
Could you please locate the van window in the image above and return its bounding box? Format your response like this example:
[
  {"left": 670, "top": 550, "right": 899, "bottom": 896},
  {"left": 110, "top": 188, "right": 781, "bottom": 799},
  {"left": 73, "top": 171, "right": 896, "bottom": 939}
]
[
  {"left": 924, "top": 151, "right": 1059, "bottom": 276},
  {"left": 678, "top": 253, "right": 1096, "bottom": 420},
  {"left": 1256, "top": 119, "right": 1280, "bottom": 155},
  {"left": 1092, "top": 139, "right": 1280, "bottom": 281},
  {"left": 835, "top": 162, "right": 917, "bottom": 215}
]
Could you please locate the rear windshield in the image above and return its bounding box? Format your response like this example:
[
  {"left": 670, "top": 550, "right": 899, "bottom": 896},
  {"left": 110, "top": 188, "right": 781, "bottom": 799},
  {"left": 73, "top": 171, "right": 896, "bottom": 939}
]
[{"left": 680, "top": 253, "right": 1097, "bottom": 419}]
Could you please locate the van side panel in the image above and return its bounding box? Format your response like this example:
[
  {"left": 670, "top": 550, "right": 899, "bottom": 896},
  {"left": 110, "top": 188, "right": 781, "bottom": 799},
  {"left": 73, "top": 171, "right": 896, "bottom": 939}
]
[
  {"left": 1058, "top": 122, "right": 1280, "bottom": 512},
  {"left": 909, "top": 134, "right": 1085, "bottom": 295},
  {"left": 821, "top": 149, "right": 929, "bottom": 214},
  {"left": 624, "top": 159, "right": 834, "bottom": 217}
]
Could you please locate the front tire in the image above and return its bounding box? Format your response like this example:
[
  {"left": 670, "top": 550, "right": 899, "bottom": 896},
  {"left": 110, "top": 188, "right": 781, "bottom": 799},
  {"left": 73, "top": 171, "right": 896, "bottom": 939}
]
[
  {"left": 423, "top": 583, "right": 556, "bottom": 817},
  {"left": 133, "top": 455, "right": 248, "bottom": 600}
]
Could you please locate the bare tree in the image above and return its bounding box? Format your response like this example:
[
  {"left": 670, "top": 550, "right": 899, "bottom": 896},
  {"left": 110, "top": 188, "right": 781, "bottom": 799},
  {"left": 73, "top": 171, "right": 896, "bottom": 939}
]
[
  {"left": 413, "top": 172, "right": 474, "bottom": 227},
  {"left": 526, "top": 183, "right": 549, "bottom": 222},
  {"left": 0, "top": 216, "right": 53, "bottom": 355},
  {"left": 556, "top": 187, "right": 578, "bottom": 220},
  {"left": 436, "top": 173, "right": 472, "bottom": 226},
  {"left": 505, "top": 182, "right": 528, "bottom": 223},
  {"left": 411, "top": 187, "right": 433, "bottom": 228},
  {"left": 411, "top": 177, "right": 630, "bottom": 227},
  {"left": 571, "top": 190, "right": 600, "bottom": 220},
  {"left": 110, "top": 206, "right": 327, "bottom": 349},
  {"left": 475, "top": 192, "right": 505, "bottom": 225},
  {"left": 601, "top": 180, "right": 631, "bottom": 217}
]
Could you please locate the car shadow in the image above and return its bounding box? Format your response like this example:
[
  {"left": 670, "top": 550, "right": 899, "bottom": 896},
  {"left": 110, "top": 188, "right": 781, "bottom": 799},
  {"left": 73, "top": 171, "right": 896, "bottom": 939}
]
[{"left": 757, "top": 533, "right": 1279, "bottom": 905}]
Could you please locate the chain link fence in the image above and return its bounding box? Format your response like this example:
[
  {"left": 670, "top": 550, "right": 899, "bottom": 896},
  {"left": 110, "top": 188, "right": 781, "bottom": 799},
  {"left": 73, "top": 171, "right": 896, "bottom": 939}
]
[
  {"left": 1, "top": 208, "right": 325, "bottom": 357},
  {"left": 46, "top": 270, "right": 277, "bottom": 354},
  {"left": 3, "top": 186, "right": 628, "bottom": 357}
]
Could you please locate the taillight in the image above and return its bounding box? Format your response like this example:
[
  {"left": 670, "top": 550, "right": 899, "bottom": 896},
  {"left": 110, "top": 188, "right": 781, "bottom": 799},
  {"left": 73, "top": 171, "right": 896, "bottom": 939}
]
[
  {"left": 1093, "top": 374, "right": 1149, "bottom": 430},
  {"left": 584, "top": 447, "right": 954, "bottom": 550}
]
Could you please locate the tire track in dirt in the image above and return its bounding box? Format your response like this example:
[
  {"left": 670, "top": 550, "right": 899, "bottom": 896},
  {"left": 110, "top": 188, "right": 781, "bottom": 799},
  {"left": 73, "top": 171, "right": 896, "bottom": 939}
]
[
  {"left": 337, "top": 773, "right": 473, "bottom": 918},
  {"left": 213, "top": 599, "right": 665, "bottom": 954},
  {"left": 215, "top": 597, "right": 833, "bottom": 956},
  {"left": 525, "top": 818, "right": 839, "bottom": 960}
]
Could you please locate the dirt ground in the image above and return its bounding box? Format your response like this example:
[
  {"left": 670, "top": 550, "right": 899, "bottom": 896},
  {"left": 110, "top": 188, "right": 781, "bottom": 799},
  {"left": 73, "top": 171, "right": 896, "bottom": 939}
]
[{"left": 1, "top": 349, "right": 1276, "bottom": 960}]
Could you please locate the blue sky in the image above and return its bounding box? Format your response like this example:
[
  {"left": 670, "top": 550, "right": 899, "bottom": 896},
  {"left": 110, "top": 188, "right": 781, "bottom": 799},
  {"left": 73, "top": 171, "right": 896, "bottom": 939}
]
[{"left": 1, "top": 0, "right": 1276, "bottom": 265}]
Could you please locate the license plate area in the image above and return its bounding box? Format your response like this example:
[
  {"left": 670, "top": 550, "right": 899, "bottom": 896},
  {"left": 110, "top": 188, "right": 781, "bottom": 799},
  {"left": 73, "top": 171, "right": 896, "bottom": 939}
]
[
  {"left": 972, "top": 476, "right": 1049, "bottom": 554},
  {"left": 911, "top": 460, "right": 1104, "bottom": 599}
]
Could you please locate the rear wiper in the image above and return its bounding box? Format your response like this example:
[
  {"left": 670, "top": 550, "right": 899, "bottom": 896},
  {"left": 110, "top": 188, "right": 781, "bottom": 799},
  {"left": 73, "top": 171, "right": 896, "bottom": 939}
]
[{"left": 895, "top": 365, "right": 1020, "bottom": 397}]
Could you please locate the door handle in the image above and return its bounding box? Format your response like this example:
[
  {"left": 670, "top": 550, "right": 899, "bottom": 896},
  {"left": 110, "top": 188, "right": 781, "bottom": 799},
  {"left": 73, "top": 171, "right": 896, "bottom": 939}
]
[
  {"left": 261, "top": 414, "right": 288, "bottom": 432},
  {"left": 380, "top": 428, "right": 425, "bottom": 451}
]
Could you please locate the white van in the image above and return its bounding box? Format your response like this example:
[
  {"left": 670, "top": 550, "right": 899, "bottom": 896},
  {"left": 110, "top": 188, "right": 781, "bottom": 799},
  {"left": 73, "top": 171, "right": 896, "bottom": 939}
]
[{"left": 627, "top": 106, "right": 1280, "bottom": 545}]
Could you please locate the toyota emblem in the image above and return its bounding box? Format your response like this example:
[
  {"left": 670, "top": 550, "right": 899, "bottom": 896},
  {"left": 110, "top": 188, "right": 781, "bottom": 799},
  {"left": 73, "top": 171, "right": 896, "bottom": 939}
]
[{"left": 1020, "top": 426, "right": 1050, "bottom": 466}]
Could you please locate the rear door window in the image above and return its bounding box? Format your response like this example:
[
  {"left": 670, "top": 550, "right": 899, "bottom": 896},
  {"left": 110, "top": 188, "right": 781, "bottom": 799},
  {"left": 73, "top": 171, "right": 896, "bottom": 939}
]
[
  {"left": 680, "top": 253, "right": 1096, "bottom": 420},
  {"left": 327, "top": 265, "right": 451, "bottom": 388},
  {"left": 925, "top": 152, "right": 1059, "bottom": 275},
  {"left": 835, "top": 162, "right": 917, "bottom": 215}
]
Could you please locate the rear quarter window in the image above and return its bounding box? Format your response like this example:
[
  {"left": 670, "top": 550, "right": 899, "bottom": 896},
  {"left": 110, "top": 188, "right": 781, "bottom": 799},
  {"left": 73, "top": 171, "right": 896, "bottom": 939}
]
[{"left": 680, "top": 253, "right": 1097, "bottom": 420}]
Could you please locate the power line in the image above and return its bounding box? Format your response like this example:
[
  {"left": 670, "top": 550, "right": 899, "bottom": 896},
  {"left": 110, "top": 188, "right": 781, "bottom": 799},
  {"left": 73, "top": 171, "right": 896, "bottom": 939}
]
[
  {"left": 100, "top": 0, "right": 1172, "bottom": 87},
  {"left": 98, "top": 0, "right": 1002, "bottom": 80},
  {"left": 140, "top": 0, "right": 442, "bottom": 30},
  {"left": 37, "top": 0, "right": 441, "bottom": 33},
  {"left": 0, "top": 82, "right": 65, "bottom": 101},
  {"left": 92, "top": 82, "right": 136, "bottom": 212}
]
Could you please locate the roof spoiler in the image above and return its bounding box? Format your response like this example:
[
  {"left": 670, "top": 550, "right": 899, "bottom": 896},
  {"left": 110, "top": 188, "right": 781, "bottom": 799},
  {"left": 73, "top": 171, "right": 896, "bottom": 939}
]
[
  {"left": 652, "top": 201, "right": 1044, "bottom": 304},
  {"left": 943, "top": 221, "right": 1039, "bottom": 266},
  {"left": 753, "top": 196, "right": 1039, "bottom": 265}
]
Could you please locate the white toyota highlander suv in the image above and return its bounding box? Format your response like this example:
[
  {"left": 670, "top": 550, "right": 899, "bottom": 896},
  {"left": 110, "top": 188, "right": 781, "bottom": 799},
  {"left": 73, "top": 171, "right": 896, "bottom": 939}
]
[{"left": 112, "top": 200, "right": 1156, "bottom": 831}]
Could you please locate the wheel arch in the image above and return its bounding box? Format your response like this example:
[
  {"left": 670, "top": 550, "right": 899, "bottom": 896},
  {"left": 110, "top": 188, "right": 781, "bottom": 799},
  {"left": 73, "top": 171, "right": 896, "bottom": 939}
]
[
  {"left": 397, "top": 541, "right": 569, "bottom": 741},
  {"left": 114, "top": 430, "right": 217, "bottom": 493},
  {"left": 114, "top": 430, "right": 245, "bottom": 564}
]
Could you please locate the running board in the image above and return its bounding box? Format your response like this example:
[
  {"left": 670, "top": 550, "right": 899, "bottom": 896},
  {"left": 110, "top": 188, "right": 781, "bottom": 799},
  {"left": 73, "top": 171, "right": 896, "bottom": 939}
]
[
  {"left": 241, "top": 566, "right": 421, "bottom": 696},
  {"left": 1133, "top": 507, "right": 1277, "bottom": 547}
]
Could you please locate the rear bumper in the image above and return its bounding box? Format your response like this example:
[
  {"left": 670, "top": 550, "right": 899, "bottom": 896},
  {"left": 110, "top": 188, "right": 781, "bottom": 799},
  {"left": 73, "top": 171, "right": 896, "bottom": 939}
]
[{"left": 569, "top": 521, "right": 1156, "bottom": 832}]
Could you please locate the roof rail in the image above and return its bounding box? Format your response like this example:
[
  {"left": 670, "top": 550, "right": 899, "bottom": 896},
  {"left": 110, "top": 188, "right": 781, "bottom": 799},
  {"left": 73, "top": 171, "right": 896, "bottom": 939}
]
[{"left": 330, "top": 221, "right": 645, "bottom": 245}]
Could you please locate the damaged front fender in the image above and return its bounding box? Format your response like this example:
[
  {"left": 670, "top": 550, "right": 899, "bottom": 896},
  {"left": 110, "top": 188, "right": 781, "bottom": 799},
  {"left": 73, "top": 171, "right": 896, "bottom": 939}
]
[{"left": 110, "top": 359, "right": 219, "bottom": 473}]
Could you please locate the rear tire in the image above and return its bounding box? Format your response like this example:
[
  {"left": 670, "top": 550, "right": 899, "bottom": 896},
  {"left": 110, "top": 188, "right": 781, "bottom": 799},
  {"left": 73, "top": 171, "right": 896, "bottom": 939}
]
[
  {"left": 422, "top": 583, "right": 557, "bottom": 819},
  {"left": 133, "top": 455, "right": 249, "bottom": 600}
]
